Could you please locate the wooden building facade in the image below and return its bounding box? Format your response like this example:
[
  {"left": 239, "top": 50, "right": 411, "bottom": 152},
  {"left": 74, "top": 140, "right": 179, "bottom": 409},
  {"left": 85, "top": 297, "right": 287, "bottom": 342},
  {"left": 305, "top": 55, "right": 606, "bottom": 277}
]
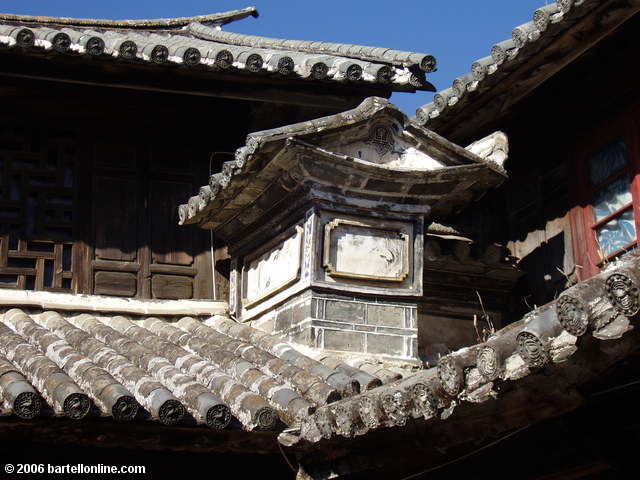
[
  {"left": 0, "top": 7, "right": 433, "bottom": 302},
  {"left": 417, "top": 0, "right": 640, "bottom": 318}
]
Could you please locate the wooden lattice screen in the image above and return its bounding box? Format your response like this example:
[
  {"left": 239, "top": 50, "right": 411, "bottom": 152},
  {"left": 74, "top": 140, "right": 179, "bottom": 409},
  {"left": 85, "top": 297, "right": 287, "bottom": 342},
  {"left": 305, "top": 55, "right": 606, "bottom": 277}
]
[{"left": 0, "top": 124, "right": 76, "bottom": 292}]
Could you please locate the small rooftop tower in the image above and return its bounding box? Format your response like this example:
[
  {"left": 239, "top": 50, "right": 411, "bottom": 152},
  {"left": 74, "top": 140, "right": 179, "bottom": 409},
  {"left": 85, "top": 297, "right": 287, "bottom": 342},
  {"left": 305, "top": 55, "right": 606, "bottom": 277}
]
[{"left": 181, "top": 97, "right": 507, "bottom": 361}]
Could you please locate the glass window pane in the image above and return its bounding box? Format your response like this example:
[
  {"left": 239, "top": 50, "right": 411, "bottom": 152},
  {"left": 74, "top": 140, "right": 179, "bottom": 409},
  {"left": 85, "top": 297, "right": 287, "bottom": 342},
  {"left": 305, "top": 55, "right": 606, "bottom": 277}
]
[
  {"left": 592, "top": 176, "right": 633, "bottom": 221},
  {"left": 589, "top": 140, "right": 628, "bottom": 185},
  {"left": 596, "top": 209, "right": 636, "bottom": 257}
]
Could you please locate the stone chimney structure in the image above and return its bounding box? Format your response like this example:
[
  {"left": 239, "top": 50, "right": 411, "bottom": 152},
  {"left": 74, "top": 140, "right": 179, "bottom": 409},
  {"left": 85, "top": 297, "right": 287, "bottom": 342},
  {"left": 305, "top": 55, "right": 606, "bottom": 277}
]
[{"left": 180, "top": 97, "right": 507, "bottom": 361}]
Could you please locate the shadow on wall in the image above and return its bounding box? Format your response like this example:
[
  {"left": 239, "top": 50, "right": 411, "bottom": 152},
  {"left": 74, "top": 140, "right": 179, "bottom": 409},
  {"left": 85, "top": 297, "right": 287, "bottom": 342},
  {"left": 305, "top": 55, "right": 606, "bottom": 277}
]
[{"left": 512, "top": 231, "right": 567, "bottom": 319}]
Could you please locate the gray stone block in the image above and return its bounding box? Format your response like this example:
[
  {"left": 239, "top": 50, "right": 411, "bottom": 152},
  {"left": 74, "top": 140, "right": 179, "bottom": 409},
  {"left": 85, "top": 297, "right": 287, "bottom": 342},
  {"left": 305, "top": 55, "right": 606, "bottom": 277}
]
[
  {"left": 292, "top": 301, "right": 311, "bottom": 325},
  {"left": 375, "top": 325, "right": 414, "bottom": 336},
  {"left": 367, "top": 305, "right": 405, "bottom": 327},
  {"left": 323, "top": 329, "right": 365, "bottom": 352},
  {"left": 315, "top": 328, "right": 323, "bottom": 349},
  {"left": 325, "top": 300, "right": 365, "bottom": 323},
  {"left": 275, "top": 307, "right": 292, "bottom": 332},
  {"left": 367, "top": 334, "right": 404, "bottom": 355},
  {"left": 290, "top": 327, "right": 312, "bottom": 346},
  {"left": 409, "top": 336, "right": 418, "bottom": 357}
]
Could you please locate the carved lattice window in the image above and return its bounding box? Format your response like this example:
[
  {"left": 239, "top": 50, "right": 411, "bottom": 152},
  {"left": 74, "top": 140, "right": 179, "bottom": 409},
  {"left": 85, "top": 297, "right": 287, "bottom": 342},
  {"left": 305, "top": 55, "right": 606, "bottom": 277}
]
[{"left": 0, "top": 124, "right": 76, "bottom": 291}]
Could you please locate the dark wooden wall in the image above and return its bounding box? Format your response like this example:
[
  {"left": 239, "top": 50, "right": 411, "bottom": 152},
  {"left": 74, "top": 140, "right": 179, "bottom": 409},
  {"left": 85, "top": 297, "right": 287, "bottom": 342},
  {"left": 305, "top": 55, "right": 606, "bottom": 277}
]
[
  {"left": 0, "top": 112, "right": 217, "bottom": 299},
  {"left": 0, "top": 123, "right": 75, "bottom": 292},
  {"left": 0, "top": 68, "right": 347, "bottom": 300},
  {"left": 443, "top": 13, "right": 640, "bottom": 321}
]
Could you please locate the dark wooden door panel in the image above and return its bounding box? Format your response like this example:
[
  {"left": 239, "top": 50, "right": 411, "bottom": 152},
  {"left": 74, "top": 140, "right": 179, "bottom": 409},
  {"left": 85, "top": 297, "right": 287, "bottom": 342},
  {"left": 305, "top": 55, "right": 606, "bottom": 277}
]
[
  {"left": 93, "top": 176, "right": 137, "bottom": 262},
  {"left": 93, "top": 142, "right": 137, "bottom": 170},
  {"left": 94, "top": 271, "right": 137, "bottom": 297},
  {"left": 0, "top": 122, "right": 216, "bottom": 299},
  {"left": 76, "top": 140, "right": 216, "bottom": 299},
  {"left": 151, "top": 274, "right": 193, "bottom": 299},
  {"left": 150, "top": 180, "right": 193, "bottom": 266}
]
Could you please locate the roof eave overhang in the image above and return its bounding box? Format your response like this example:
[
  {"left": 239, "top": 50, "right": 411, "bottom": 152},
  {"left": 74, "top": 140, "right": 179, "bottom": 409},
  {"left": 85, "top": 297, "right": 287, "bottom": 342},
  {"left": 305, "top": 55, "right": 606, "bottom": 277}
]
[
  {"left": 179, "top": 98, "right": 507, "bottom": 231},
  {"left": 414, "top": 0, "right": 640, "bottom": 144}
]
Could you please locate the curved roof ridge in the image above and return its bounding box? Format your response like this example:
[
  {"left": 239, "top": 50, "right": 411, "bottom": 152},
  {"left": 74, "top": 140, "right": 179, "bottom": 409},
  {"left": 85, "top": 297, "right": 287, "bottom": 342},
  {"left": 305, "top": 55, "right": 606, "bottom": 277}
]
[
  {"left": 188, "top": 22, "right": 436, "bottom": 72},
  {"left": 0, "top": 22, "right": 432, "bottom": 92},
  {"left": 0, "top": 6, "right": 258, "bottom": 29},
  {"left": 178, "top": 96, "right": 507, "bottom": 228}
]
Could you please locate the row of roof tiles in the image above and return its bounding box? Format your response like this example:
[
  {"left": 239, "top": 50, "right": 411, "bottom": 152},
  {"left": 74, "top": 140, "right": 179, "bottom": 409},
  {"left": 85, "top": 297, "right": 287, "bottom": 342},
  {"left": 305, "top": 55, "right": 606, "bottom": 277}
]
[
  {"left": 0, "top": 10, "right": 435, "bottom": 91},
  {"left": 178, "top": 97, "right": 506, "bottom": 228},
  {"left": 293, "top": 253, "right": 640, "bottom": 443},
  {"left": 3, "top": 251, "right": 636, "bottom": 443},
  {"left": 414, "top": 0, "right": 597, "bottom": 125},
  {"left": 0, "top": 308, "right": 399, "bottom": 431},
  {"left": 0, "top": 7, "right": 260, "bottom": 29}
]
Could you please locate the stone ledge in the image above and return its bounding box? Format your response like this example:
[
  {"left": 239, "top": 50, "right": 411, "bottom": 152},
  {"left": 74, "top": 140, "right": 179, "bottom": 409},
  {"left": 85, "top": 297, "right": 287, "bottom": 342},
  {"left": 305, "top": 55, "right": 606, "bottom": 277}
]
[{"left": 0, "top": 290, "right": 227, "bottom": 316}]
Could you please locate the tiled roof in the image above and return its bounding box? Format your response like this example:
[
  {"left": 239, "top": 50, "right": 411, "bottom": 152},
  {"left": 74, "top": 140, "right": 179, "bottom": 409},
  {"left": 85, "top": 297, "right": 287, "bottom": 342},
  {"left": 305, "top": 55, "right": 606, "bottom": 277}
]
[
  {"left": 178, "top": 97, "right": 507, "bottom": 228},
  {"left": 0, "top": 307, "right": 399, "bottom": 431},
  {"left": 413, "top": 0, "right": 637, "bottom": 132},
  {"left": 291, "top": 253, "right": 640, "bottom": 443},
  {"left": 0, "top": 7, "right": 259, "bottom": 29},
  {"left": 0, "top": 8, "right": 435, "bottom": 92},
  {"left": 2, "top": 250, "right": 637, "bottom": 448}
]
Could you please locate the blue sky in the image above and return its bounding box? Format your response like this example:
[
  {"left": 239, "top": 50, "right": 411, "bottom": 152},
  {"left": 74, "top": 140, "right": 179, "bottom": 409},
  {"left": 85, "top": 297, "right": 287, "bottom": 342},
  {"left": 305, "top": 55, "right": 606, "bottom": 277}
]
[{"left": 2, "top": 1, "right": 546, "bottom": 115}]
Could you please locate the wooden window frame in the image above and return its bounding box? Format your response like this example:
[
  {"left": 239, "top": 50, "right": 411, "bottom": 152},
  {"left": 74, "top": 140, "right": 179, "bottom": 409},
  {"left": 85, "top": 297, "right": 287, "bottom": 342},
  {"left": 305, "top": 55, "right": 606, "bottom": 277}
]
[{"left": 569, "top": 109, "right": 640, "bottom": 281}]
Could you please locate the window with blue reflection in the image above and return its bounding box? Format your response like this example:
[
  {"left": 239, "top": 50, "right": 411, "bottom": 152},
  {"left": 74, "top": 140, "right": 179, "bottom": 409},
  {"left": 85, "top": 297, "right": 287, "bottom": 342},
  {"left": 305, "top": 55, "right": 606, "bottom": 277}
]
[
  {"left": 596, "top": 209, "right": 636, "bottom": 257},
  {"left": 592, "top": 176, "right": 633, "bottom": 221},
  {"left": 590, "top": 140, "right": 636, "bottom": 258}
]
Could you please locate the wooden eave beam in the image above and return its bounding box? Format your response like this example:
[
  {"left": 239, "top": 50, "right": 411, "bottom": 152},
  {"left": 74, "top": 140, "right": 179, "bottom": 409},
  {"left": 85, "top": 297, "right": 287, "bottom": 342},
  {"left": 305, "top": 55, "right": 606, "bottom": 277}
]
[
  {"left": 0, "top": 418, "right": 282, "bottom": 454},
  {"left": 0, "top": 51, "right": 393, "bottom": 110}
]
